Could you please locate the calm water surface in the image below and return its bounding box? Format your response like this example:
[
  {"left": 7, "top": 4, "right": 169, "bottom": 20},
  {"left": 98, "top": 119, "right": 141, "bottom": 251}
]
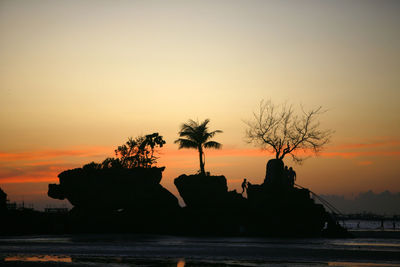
[{"left": 0, "top": 232, "right": 399, "bottom": 266}]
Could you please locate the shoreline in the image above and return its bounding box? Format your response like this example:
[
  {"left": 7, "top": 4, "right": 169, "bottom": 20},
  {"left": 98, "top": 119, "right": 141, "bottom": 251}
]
[
  {"left": 1, "top": 228, "right": 400, "bottom": 239},
  {"left": 349, "top": 230, "right": 400, "bottom": 239}
]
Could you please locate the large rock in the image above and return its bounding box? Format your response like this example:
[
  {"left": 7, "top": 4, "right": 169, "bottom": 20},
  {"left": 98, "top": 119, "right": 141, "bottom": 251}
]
[
  {"left": 48, "top": 166, "right": 181, "bottom": 233},
  {"left": 245, "top": 159, "right": 329, "bottom": 236},
  {"left": 0, "top": 187, "right": 7, "bottom": 212},
  {"left": 264, "top": 158, "right": 287, "bottom": 188},
  {"left": 247, "top": 185, "right": 327, "bottom": 236},
  {"left": 48, "top": 167, "right": 179, "bottom": 212},
  {"left": 174, "top": 174, "right": 229, "bottom": 208},
  {"left": 174, "top": 174, "right": 247, "bottom": 234}
]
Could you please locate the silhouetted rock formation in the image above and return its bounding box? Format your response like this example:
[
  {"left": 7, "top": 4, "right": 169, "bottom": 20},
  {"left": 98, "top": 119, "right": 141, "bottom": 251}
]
[
  {"left": 173, "top": 165, "right": 330, "bottom": 236},
  {"left": 174, "top": 174, "right": 248, "bottom": 210},
  {"left": 48, "top": 166, "right": 180, "bottom": 233},
  {"left": 0, "top": 187, "right": 7, "bottom": 212},
  {"left": 175, "top": 174, "right": 227, "bottom": 207},
  {"left": 174, "top": 174, "right": 247, "bottom": 234},
  {"left": 48, "top": 167, "right": 177, "bottom": 209},
  {"left": 247, "top": 183, "right": 326, "bottom": 236},
  {"left": 43, "top": 158, "right": 347, "bottom": 237},
  {"left": 264, "top": 159, "right": 285, "bottom": 183},
  {"left": 246, "top": 158, "right": 348, "bottom": 236},
  {"left": 264, "top": 158, "right": 291, "bottom": 190}
]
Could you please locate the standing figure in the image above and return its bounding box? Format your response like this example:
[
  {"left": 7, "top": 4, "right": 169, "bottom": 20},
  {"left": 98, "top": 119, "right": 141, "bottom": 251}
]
[
  {"left": 241, "top": 178, "right": 248, "bottom": 195},
  {"left": 284, "top": 166, "right": 289, "bottom": 186},
  {"left": 288, "top": 167, "right": 296, "bottom": 187}
]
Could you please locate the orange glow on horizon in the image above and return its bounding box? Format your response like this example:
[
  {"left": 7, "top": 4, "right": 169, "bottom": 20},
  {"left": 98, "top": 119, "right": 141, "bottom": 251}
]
[
  {"left": 1, "top": 140, "right": 399, "bottom": 189},
  {"left": 1, "top": 139, "right": 399, "bottom": 164},
  {"left": 0, "top": 146, "right": 113, "bottom": 162},
  {"left": 5, "top": 255, "right": 72, "bottom": 263},
  {"left": 0, "top": 176, "right": 59, "bottom": 184}
]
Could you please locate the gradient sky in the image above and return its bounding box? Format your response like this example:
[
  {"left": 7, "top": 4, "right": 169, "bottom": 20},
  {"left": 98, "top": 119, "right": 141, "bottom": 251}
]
[{"left": 1, "top": 0, "right": 399, "bottom": 209}]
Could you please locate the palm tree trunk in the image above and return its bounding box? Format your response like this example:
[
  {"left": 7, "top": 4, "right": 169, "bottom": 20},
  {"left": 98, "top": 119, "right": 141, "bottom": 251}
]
[{"left": 198, "top": 146, "right": 205, "bottom": 175}]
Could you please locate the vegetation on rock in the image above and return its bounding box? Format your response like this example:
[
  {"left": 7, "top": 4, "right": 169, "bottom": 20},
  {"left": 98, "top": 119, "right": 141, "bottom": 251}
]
[{"left": 175, "top": 119, "right": 222, "bottom": 175}]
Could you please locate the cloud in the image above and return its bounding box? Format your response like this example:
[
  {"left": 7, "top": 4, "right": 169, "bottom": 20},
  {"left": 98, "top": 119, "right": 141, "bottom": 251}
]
[
  {"left": 162, "top": 146, "right": 268, "bottom": 158},
  {"left": 321, "top": 151, "right": 400, "bottom": 159},
  {"left": 0, "top": 162, "right": 78, "bottom": 184},
  {"left": 357, "top": 161, "right": 373, "bottom": 166},
  {"left": 1, "top": 139, "right": 399, "bottom": 185},
  {"left": 0, "top": 176, "right": 59, "bottom": 184},
  {"left": 0, "top": 167, "right": 25, "bottom": 179},
  {"left": 0, "top": 146, "right": 114, "bottom": 184},
  {"left": 1, "top": 138, "right": 399, "bottom": 165},
  {"left": 24, "top": 161, "right": 67, "bottom": 166},
  {"left": 320, "top": 139, "right": 400, "bottom": 159},
  {"left": 162, "top": 139, "right": 400, "bottom": 160},
  {"left": 0, "top": 146, "right": 112, "bottom": 162},
  {"left": 319, "top": 190, "right": 400, "bottom": 214},
  {"left": 334, "top": 140, "right": 400, "bottom": 150}
]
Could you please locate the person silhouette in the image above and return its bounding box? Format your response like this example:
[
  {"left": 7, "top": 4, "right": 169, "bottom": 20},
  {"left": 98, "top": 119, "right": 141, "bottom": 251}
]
[
  {"left": 284, "top": 166, "right": 289, "bottom": 185},
  {"left": 241, "top": 178, "right": 248, "bottom": 195},
  {"left": 288, "top": 167, "right": 296, "bottom": 187}
]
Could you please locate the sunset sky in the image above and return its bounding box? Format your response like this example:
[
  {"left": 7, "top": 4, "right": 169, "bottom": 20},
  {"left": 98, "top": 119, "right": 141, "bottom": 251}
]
[{"left": 1, "top": 0, "right": 399, "bottom": 210}]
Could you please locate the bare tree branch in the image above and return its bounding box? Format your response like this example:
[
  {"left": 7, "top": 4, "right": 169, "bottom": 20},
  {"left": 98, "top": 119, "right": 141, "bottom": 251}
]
[{"left": 245, "top": 100, "right": 334, "bottom": 163}]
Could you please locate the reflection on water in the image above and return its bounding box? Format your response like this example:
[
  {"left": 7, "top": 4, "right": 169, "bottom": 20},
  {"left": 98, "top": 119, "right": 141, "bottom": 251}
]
[
  {"left": 177, "top": 258, "right": 185, "bottom": 267},
  {"left": 340, "top": 220, "right": 400, "bottom": 231},
  {"left": 1, "top": 235, "right": 399, "bottom": 266},
  {"left": 2, "top": 256, "right": 400, "bottom": 267},
  {"left": 329, "top": 262, "right": 400, "bottom": 267},
  {"left": 5, "top": 255, "right": 72, "bottom": 262},
  {"left": 4, "top": 256, "right": 189, "bottom": 267},
  {"left": 334, "top": 242, "right": 400, "bottom": 247}
]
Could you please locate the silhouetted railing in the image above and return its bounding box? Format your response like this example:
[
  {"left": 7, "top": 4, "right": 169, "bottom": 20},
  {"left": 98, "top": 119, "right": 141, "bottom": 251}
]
[{"left": 294, "top": 183, "right": 343, "bottom": 216}]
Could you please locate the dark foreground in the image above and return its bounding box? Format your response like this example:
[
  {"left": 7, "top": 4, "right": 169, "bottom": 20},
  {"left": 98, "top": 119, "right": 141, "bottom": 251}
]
[{"left": 1, "top": 232, "right": 399, "bottom": 266}]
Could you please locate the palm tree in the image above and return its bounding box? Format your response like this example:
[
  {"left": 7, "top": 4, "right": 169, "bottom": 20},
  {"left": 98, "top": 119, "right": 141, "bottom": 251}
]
[{"left": 174, "top": 119, "right": 222, "bottom": 175}]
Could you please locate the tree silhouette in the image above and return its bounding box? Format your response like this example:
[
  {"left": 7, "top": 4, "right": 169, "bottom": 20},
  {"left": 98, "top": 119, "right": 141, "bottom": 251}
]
[
  {"left": 175, "top": 119, "right": 222, "bottom": 175},
  {"left": 86, "top": 133, "right": 166, "bottom": 169},
  {"left": 245, "top": 100, "right": 333, "bottom": 163}
]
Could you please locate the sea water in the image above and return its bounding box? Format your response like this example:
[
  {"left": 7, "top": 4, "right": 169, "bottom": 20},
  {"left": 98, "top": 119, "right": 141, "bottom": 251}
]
[
  {"left": 1, "top": 226, "right": 399, "bottom": 266},
  {"left": 339, "top": 220, "right": 399, "bottom": 231}
]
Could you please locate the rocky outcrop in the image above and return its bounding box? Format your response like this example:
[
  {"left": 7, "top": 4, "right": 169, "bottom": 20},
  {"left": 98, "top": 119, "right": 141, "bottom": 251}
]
[
  {"left": 174, "top": 174, "right": 247, "bottom": 234},
  {"left": 247, "top": 183, "right": 326, "bottom": 236},
  {"left": 172, "top": 163, "right": 345, "bottom": 237},
  {"left": 247, "top": 158, "right": 344, "bottom": 236},
  {"left": 263, "top": 158, "right": 290, "bottom": 190},
  {"left": 174, "top": 174, "right": 229, "bottom": 208},
  {"left": 48, "top": 167, "right": 179, "bottom": 210},
  {"left": 46, "top": 158, "right": 347, "bottom": 237},
  {"left": 0, "top": 187, "right": 7, "bottom": 212},
  {"left": 48, "top": 166, "right": 181, "bottom": 233}
]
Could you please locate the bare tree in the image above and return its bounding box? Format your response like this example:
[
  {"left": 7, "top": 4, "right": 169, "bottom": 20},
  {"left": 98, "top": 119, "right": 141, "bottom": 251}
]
[{"left": 245, "top": 100, "right": 333, "bottom": 163}]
